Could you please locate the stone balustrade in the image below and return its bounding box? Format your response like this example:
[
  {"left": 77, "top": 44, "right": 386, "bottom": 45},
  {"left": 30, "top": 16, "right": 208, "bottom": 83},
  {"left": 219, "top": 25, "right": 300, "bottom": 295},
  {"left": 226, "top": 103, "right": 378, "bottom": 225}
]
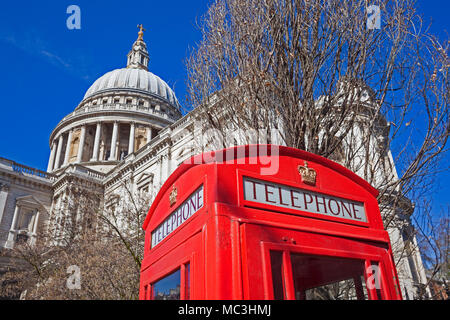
[
  {"left": 67, "top": 164, "right": 106, "bottom": 181},
  {"left": 60, "top": 102, "right": 178, "bottom": 123},
  {"left": 0, "top": 157, "right": 56, "bottom": 181}
]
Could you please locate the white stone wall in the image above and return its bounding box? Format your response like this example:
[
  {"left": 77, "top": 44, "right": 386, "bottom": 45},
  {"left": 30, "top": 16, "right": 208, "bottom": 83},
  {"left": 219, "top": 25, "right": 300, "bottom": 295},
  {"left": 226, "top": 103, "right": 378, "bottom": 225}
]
[{"left": 0, "top": 159, "right": 52, "bottom": 249}]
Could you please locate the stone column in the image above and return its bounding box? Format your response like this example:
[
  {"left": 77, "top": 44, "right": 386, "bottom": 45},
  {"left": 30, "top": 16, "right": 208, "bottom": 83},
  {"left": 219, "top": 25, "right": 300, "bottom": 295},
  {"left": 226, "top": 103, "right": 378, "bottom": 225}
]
[
  {"left": 147, "top": 126, "right": 152, "bottom": 143},
  {"left": 47, "top": 141, "right": 57, "bottom": 172},
  {"left": 0, "top": 184, "right": 9, "bottom": 227},
  {"left": 128, "top": 122, "right": 135, "bottom": 155},
  {"left": 6, "top": 205, "right": 20, "bottom": 248},
  {"left": 91, "top": 122, "right": 102, "bottom": 161},
  {"left": 63, "top": 129, "right": 73, "bottom": 166},
  {"left": 32, "top": 210, "right": 40, "bottom": 234},
  {"left": 76, "top": 125, "right": 87, "bottom": 163},
  {"left": 11, "top": 205, "right": 20, "bottom": 230},
  {"left": 54, "top": 135, "right": 64, "bottom": 170},
  {"left": 109, "top": 121, "right": 119, "bottom": 161},
  {"left": 30, "top": 210, "right": 40, "bottom": 246}
]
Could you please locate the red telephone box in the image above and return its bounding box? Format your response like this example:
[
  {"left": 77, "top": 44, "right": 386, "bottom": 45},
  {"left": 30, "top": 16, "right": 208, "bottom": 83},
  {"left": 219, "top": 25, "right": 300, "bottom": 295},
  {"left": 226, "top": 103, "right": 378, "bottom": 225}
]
[{"left": 140, "top": 145, "right": 402, "bottom": 300}]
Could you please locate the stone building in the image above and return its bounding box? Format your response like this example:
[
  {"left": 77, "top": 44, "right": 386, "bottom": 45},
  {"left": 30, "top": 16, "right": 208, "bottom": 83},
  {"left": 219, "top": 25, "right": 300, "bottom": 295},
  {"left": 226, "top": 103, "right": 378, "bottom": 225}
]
[{"left": 0, "top": 28, "right": 431, "bottom": 299}]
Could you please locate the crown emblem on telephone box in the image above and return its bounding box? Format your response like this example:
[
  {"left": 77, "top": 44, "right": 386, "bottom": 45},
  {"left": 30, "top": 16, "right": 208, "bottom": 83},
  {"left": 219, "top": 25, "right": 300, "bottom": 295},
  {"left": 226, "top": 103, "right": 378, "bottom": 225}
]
[
  {"left": 169, "top": 185, "right": 178, "bottom": 207},
  {"left": 298, "top": 161, "right": 317, "bottom": 186}
]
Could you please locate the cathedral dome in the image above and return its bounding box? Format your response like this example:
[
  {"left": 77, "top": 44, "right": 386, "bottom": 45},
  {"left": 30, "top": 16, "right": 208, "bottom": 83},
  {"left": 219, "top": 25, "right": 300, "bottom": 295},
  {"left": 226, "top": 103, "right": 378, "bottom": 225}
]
[
  {"left": 48, "top": 26, "right": 183, "bottom": 174},
  {"left": 83, "top": 68, "right": 180, "bottom": 109}
]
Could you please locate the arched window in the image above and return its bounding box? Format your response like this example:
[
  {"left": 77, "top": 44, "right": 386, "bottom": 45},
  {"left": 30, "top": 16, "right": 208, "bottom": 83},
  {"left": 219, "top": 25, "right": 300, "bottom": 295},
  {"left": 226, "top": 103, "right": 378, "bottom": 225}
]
[{"left": 16, "top": 209, "right": 36, "bottom": 231}]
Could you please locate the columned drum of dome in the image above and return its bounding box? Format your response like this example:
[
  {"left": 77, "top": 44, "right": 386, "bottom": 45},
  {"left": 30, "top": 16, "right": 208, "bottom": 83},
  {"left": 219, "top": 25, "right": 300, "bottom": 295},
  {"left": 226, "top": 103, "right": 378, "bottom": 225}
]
[{"left": 47, "top": 26, "right": 182, "bottom": 174}]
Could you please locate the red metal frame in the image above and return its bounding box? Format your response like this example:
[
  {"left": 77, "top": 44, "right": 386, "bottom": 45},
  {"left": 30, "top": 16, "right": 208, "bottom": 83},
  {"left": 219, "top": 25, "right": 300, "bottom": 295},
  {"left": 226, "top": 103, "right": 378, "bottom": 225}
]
[{"left": 140, "top": 145, "right": 402, "bottom": 300}]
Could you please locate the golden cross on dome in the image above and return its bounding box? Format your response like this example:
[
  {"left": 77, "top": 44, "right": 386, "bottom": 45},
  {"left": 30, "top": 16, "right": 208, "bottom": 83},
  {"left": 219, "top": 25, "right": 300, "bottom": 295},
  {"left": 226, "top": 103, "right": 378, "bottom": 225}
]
[{"left": 137, "top": 24, "right": 146, "bottom": 40}]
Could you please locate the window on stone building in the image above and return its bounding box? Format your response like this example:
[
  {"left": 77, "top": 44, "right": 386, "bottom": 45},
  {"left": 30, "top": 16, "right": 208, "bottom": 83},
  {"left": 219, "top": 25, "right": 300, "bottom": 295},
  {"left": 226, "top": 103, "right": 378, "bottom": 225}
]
[
  {"left": 15, "top": 233, "right": 29, "bottom": 245},
  {"left": 16, "top": 209, "right": 36, "bottom": 232},
  {"left": 137, "top": 174, "right": 153, "bottom": 199},
  {"left": 138, "top": 184, "right": 150, "bottom": 197},
  {"left": 126, "top": 98, "right": 132, "bottom": 105},
  {"left": 106, "top": 196, "right": 119, "bottom": 214},
  {"left": 176, "top": 148, "right": 193, "bottom": 166}
]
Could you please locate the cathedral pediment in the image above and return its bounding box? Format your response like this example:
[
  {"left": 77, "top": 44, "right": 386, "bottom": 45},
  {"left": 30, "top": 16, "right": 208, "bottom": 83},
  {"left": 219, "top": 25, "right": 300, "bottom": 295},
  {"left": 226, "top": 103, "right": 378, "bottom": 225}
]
[
  {"left": 15, "top": 195, "right": 46, "bottom": 211},
  {"left": 137, "top": 173, "right": 153, "bottom": 186}
]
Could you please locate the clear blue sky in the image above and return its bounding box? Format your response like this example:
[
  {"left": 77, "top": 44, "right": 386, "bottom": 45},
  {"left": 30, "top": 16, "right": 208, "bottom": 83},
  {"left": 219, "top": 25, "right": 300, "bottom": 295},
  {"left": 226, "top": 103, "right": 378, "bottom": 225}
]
[{"left": 0, "top": 1, "right": 448, "bottom": 211}]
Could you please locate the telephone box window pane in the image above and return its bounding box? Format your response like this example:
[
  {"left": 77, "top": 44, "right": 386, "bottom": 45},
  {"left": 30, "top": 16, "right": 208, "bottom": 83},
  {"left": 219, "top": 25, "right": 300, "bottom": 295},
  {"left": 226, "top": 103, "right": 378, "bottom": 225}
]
[
  {"left": 185, "top": 263, "right": 190, "bottom": 300},
  {"left": 357, "top": 275, "right": 369, "bottom": 300},
  {"left": 290, "top": 254, "right": 368, "bottom": 300},
  {"left": 144, "top": 285, "right": 148, "bottom": 300},
  {"left": 153, "top": 269, "right": 181, "bottom": 300},
  {"left": 270, "top": 251, "right": 284, "bottom": 300},
  {"left": 304, "top": 278, "right": 362, "bottom": 300}
]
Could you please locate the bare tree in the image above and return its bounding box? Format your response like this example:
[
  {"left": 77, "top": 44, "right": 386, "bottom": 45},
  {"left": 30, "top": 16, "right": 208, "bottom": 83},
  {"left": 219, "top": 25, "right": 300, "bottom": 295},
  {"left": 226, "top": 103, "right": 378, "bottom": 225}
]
[
  {"left": 0, "top": 181, "right": 152, "bottom": 300},
  {"left": 414, "top": 203, "right": 449, "bottom": 299},
  {"left": 186, "top": 0, "right": 449, "bottom": 298},
  {"left": 100, "top": 180, "right": 152, "bottom": 272},
  {"left": 187, "top": 0, "right": 448, "bottom": 199}
]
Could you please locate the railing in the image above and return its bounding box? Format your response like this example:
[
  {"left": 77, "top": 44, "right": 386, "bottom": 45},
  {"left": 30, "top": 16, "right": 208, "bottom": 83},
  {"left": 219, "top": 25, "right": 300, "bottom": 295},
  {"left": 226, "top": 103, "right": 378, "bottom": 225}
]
[
  {"left": 67, "top": 164, "right": 106, "bottom": 181},
  {"left": 0, "top": 157, "right": 56, "bottom": 181},
  {"left": 61, "top": 103, "right": 180, "bottom": 122}
]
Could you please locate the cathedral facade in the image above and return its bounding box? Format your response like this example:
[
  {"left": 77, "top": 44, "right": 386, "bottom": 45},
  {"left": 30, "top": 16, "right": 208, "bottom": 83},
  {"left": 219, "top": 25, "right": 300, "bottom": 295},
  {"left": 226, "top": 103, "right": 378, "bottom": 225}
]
[{"left": 0, "top": 29, "right": 430, "bottom": 300}]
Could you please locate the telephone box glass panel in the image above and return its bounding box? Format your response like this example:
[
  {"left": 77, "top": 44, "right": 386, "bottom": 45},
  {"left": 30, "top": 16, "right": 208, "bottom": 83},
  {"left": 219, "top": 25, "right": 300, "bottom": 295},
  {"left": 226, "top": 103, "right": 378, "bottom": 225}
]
[{"left": 152, "top": 269, "right": 181, "bottom": 300}]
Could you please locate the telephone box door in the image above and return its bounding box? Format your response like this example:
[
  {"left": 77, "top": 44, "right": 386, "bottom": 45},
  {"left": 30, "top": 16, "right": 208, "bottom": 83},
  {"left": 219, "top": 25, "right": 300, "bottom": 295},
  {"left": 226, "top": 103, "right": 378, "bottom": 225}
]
[{"left": 241, "top": 223, "right": 400, "bottom": 300}]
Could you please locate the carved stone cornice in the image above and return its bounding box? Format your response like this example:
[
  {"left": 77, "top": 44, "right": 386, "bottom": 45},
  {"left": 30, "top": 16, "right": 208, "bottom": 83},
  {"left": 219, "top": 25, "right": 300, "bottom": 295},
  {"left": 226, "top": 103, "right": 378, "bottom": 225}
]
[
  {"left": 52, "top": 164, "right": 105, "bottom": 195},
  {"left": 0, "top": 158, "right": 54, "bottom": 191}
]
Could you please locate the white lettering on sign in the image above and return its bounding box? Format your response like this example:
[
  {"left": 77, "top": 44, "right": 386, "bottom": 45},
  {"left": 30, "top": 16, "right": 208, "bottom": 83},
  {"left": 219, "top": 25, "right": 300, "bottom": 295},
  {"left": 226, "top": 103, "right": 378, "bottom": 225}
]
[
  {"left": 151, "top": 185, "right": 204, "bottom": 248},
  {"left": 243, "top": 177, "right": 367, "bottom": 223}
]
